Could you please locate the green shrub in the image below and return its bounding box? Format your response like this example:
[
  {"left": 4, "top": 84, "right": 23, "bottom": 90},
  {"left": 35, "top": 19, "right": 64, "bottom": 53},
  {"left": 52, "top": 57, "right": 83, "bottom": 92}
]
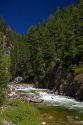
[
  {"left": 72, "top": 65, "right": 83, "bottom": 74},
  {"left": 75, "top": 66, "right": 83, "bottom": 74}
]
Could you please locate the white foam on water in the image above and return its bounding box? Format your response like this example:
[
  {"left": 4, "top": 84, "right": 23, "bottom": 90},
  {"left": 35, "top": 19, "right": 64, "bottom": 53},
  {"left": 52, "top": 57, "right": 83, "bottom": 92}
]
[
  {"left": 9, "top": 84, "right": 83, "bottom": 110},
  {"left": 39, "top": 92, "right": 83, "bottom": 109}
]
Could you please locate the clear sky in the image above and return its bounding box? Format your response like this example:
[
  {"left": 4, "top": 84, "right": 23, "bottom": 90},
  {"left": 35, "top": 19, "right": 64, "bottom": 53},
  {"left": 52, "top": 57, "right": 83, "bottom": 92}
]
[{"left": 0, "top": 0, "right": 78, "bottom": 34}]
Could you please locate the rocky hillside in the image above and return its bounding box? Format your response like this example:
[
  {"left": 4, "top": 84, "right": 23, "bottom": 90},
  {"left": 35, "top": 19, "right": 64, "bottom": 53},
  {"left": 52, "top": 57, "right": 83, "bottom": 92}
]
[{"left": 49, "top": 64, "right": 83, "bottom": 101}]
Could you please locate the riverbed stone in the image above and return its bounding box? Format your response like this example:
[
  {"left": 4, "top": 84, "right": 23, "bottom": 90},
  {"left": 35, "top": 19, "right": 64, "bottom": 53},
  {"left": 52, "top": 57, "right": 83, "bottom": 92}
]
[{"left": 41, "top": 122, "right": 46, "bottom": 125}]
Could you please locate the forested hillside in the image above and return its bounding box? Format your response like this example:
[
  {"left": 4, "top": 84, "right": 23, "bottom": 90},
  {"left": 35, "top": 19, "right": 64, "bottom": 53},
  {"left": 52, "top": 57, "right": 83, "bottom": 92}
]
[{"left": 0, "top": 0, "right": 83, "bottom": 104}]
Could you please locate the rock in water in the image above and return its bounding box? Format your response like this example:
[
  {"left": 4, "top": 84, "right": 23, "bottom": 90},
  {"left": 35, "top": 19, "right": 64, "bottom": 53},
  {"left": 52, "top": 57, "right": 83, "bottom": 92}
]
[{"left": 42, "top": 122, "right": 46, "bottom": 125}]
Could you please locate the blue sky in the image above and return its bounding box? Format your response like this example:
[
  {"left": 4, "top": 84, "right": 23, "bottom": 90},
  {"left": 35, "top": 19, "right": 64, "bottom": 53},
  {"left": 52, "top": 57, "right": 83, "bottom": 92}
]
[{"left": 0, "top": 0, "right": 78, "bottom": 34}]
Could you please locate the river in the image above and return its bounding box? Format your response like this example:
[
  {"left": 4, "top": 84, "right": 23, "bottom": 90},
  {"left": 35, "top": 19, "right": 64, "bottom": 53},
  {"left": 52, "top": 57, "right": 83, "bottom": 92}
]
[{"left": 9, "top": 84, "right": 83, "bottom": 110}]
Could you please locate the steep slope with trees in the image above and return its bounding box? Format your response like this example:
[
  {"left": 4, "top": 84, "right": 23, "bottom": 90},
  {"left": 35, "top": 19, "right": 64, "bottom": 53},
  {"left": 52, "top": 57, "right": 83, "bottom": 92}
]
[
  {"left": 10, "top": 0, "right": 83, "bottom": 100},
  {"left": 0, "top": 0, "right": 83, "bottom": 102}
]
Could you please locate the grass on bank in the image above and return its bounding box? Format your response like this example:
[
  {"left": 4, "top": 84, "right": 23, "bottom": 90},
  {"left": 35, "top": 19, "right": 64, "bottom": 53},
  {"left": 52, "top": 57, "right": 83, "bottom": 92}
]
[
  {"left": 37, "top": 105, "right": 83, "bottom": 125},
  {"left": 0, "top": 99, "right": 41, "bottom": 125}
]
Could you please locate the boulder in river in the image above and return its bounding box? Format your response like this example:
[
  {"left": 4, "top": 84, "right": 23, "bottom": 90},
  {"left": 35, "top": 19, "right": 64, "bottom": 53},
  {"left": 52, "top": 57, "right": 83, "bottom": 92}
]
[
  {"left": 29, "top": 97, "right": 43, "bottom": 103},
  {"left": 14, "top": 76, "right": 23, "bottom": 83}
]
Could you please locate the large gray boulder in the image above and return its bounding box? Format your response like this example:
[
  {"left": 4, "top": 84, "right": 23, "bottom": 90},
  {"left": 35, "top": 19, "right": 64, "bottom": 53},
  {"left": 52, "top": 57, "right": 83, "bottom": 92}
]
[{"left": 14, "top": 76, "right": 23, "bottom": 84}]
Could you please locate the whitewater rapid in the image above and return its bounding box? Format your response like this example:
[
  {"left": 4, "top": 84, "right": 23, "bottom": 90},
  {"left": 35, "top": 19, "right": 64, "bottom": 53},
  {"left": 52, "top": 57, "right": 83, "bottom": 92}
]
[
  {"left": 39, "top": 92, "right": 83, "bottom": 110},
  {"left": 9, "top": 84, "right": 83, "bottom": 111}
]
